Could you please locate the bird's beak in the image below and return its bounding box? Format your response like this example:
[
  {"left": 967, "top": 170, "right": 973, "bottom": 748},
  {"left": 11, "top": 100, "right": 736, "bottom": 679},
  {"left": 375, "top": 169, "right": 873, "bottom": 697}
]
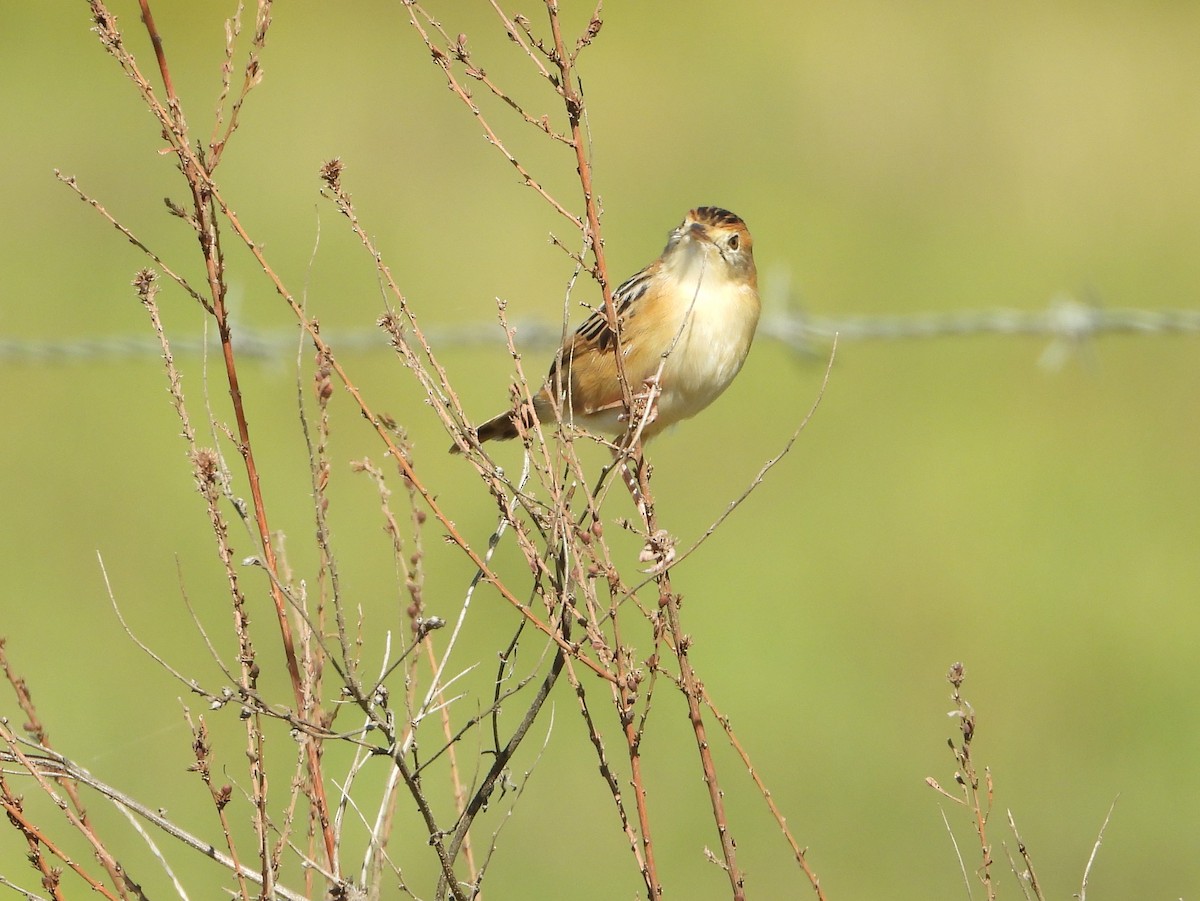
[{"left": 679, "top": 221, "right": 716, "bottom": 257}]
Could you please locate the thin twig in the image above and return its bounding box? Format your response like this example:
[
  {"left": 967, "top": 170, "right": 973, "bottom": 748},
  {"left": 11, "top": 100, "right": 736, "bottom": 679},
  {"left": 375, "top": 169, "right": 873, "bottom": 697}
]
[
  {"left": 941, "top": 806, "right": 974, "bottom": 900},
  {"left": 1005, "top": 808, "right": 1045, "bottom": 901},
  {"left": 702, "top": 688, "right": 827, "bottom": 898},
  {"left": 1078, "top": 797, "right": 1118, "bottom": 901},
  {"left": 664, "top": 338, "right": 836, "bottom": 578},
  {"left": 0, "top": 735, "right": 311, "bottom": 901}
]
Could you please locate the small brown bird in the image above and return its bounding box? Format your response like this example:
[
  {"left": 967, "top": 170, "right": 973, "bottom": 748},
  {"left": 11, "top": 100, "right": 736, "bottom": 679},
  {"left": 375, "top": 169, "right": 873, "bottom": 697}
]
[{"left": 451, "top": 206, "right": 759, "bottom": 453}]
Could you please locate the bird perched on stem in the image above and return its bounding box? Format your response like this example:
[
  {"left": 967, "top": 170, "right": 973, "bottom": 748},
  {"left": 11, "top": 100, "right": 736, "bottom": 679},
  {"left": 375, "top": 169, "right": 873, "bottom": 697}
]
[{"left": 450, "top": 206, "right": 759, "bottom": 454}]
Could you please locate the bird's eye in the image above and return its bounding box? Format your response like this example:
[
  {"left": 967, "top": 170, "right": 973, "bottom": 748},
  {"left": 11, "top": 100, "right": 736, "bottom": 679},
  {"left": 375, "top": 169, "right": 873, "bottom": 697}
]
[{"left": 727, "top": 233, "right": 740, "bottom": 251}]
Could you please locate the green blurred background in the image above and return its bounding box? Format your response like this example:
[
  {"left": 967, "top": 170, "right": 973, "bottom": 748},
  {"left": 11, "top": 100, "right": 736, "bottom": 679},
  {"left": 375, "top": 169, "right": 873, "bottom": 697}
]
[{"left": 4, "top": 2, "right": 1200, "bottom": 898}]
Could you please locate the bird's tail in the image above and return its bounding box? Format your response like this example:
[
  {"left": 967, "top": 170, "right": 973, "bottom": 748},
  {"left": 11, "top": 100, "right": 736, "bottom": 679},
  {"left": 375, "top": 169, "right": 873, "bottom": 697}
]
[{"left": 448, "top": 410, "right": 520, "bottom": 454}]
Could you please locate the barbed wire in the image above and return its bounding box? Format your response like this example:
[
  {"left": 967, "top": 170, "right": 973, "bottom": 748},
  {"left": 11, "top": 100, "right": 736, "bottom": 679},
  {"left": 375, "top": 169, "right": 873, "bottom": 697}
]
[{"left": 3, "top": 295, "right": 1197, "bottom": 367}]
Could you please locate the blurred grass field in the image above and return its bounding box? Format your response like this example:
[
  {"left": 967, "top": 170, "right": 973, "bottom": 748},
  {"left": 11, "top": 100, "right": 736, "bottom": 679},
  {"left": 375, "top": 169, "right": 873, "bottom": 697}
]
[{"left": 3, "top": 3, "right": 1200, "bottom": 898}]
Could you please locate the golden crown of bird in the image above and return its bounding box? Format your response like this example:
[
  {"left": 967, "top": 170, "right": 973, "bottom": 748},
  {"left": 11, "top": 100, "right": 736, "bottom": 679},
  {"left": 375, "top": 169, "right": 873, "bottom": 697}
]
[{"left": 451, "top": 206, "right": 759, "bottom": 454}]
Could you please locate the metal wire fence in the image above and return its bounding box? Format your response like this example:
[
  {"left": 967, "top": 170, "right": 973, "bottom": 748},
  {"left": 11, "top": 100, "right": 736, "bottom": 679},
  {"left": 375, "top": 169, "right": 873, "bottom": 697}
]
[{"left": 4, "top": 295, "right": 1197, "bottom": 367}]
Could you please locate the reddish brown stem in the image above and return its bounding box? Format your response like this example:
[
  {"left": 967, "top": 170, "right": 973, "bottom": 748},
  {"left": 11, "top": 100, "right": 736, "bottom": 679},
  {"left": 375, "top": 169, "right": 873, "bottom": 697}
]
[
  {"left": 137, "top": 0, "right": 176, "bottom": 103},
  {"left": 544, "top": 2, "right": 633, "bottom": 413},
  {"left": 634, "top": 453, "right": 745, "bottom": 899},
  {"left": 127, "top": 1, "right": 338, "bottom": 874}
]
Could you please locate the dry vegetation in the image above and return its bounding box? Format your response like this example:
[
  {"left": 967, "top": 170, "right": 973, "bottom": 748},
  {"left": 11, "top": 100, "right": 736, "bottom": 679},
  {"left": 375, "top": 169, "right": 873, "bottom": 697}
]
[{"left": 0, "top": 4, "right": 1119, "bottom": 900}]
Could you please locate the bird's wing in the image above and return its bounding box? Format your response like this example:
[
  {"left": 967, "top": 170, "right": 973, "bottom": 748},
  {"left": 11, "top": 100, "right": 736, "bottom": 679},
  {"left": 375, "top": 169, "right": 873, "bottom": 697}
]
[{"left": 543, "top": 264, "right": 659, "bottom": 415}]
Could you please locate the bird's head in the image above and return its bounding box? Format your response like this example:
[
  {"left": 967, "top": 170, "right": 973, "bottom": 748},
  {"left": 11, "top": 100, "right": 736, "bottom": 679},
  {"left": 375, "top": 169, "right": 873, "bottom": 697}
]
[{"left": 662, "top": 206, "right": 755, "bottom": 282}]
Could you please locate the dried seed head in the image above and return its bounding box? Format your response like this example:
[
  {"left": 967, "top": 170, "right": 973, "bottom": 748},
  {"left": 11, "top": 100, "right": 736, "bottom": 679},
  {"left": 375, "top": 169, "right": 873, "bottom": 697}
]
[{"left": 320, "top": 157, "right": 344, "bottom": 190}]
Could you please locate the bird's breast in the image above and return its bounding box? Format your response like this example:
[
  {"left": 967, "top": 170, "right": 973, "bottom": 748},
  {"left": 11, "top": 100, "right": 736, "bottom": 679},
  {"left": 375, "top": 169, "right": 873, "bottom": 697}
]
[{"left": 650, "top": 276, "right": 760, "bottom": 427}]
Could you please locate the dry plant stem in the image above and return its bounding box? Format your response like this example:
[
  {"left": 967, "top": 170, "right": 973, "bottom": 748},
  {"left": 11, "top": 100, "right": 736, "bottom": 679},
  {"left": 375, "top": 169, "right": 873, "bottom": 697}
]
[
  {"left": 109, "top": 802, "right": 188, "bottom": 901},
  {"left": 365, "top": 498, "right": 555, "bottom": 898},
  {"left": 939, "top": 806, "right": 972, "bottom": 900},
  {"left": 266, "top": 589, "right": 327, "bottom": 893},
  {"left": 0, "top": 726, "right": 69, "bottom": 900},
  {"left": 663, "top": 598, "right": 743, "bottom": 896},
  {"left": 560, "top": 657, "right": 654, "bottom": 891},
  {"left": 632, "top": 455, "right": 744, "bottom": 898},
  {"left": 84, "top": 7, "right": 789, "bottom": 901},
  {"left": 356, "top": 638, "right": 406, "bottom": 893},
  {"left": 321, "top": 184, "right": 614, "bottom": 682},
  {"left": 54, "top": 171, "right": 209, "bottom": 311},
  {"left": 209, "top": 2, "right": 269, "bottom": 167},
  {"left": 305, "top": 348, "right": 357, "bottom": 683},
  {"left": 343, "top": 7, "right": 638, "bottom": 691},
  {"left": 0, "top": 777, "right": 59, "bottom": 901},
  {"left": 542, "top": 1, "right": 633, "bottom": 412},
  {"left": 0, "top": 642, "right": 130, "bottom": 899},
  {"left": 432, "top": 642, "right": 474, "bottom": 887},
  {"left": 944, "top": 663, "right": 996, "bottom": 901},
  {"left": 409, "top": 1, "right": 631, "bottom": 409},
  {"left": 432, "top": 5, "right": 705, "bottom": 873},
  {"left": 701, "top": 687, "right": 827, "bottom": 898},
  {"left": 85, "top": 7, "right": 533, "bottom": 897},
  {"left": 294, "top": 346, "right": 340, "bottom": 897},
  {"left": 1005, "top": 809, "right": 1045, "bottom": 901},
  {"left": 0, "top": 725, "right": 127, "bottom": 901},
  {"left": 404, "top": 3, "right": 583, "bottom": 228},
  {"left": 280, "top": 737, "right": 321, "bottom": 900},
  {"left": 208, "top": 2, "right": 243, "bottom": 157},
  {"left": 378, "top": 758, "right": 464, "bottom": 901},
  {"left": 90, "top": 0, "right": 339, "bottom": 872},
  {"left": 351, "top": 461, "right": 466, "bottom": 892},
  {"left": 1079, "top": 798, "right": 1118, "bottom": 901},
  {"left": 0, "top": 873, "right": 49, "bottom": 901},
  {"left": 499, "top": 339, "right": 662, "bottom": 892},
  {"left": 1000, "top": 845, "right": 1033, "bottom": 901},
  {"left": 134, "top": 273, "right": 272, "bottom": 895},
  {"left": 184, "top": 712, "right": 252, "bottom": 901},
  {"left": 595, "top": 563, "right": 663, "bottom": 899},
  {"left": 135, "top": 0, "right": 175, "bottom": 100},
  {"left": 438, "top": 646, "right": 569, "bottom": 899},
  {"left": 506, "top": 12, "right": 673, "bottom": 882},
  {"left": 92, "top": 11, "right": 595, "bottom": 889},
  {"left": 0, "top": 735, "right": 311, "bottom": 901},
  {"left": 667, "top": 341, "right": 836, "bottom": 576},
  {"left": 0, "top": 780, "right": 117, "bottom": 901},
  {"left": 618, "top": 678, "right": 662, "bottom": 897}
]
